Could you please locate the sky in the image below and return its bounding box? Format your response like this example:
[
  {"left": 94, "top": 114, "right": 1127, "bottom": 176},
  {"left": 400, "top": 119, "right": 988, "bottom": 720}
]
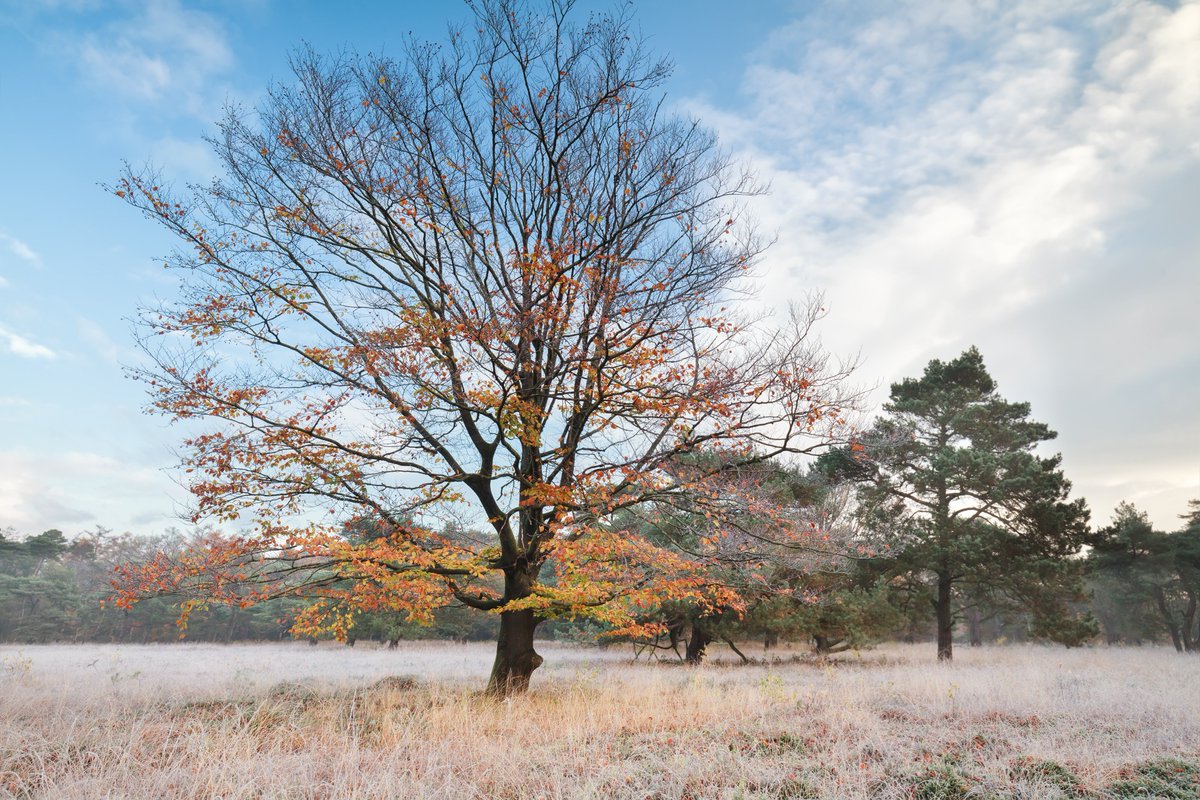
[{"left": 0, "top": 0, "right": 1196, "bottom": 537}]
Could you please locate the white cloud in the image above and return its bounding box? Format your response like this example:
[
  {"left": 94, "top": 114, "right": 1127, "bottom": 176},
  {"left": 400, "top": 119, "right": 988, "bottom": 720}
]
[
  {"left": 0, "top": 449, "right": 184, "bottom": 534},
  {"left": 75, "top": 0, "right": 234, "bottom": 115},
  {"left": 80, "top": 39, "right": 172, "bottom": 99},
  {"left": 0, "top": 231, "right": 41, "bottom": 265},
  {"left": 691, "top": 0, "right": 1200, "bottom": 527},
  {"left": 0, "top": 324, "right": 57, "bottom": 360}
]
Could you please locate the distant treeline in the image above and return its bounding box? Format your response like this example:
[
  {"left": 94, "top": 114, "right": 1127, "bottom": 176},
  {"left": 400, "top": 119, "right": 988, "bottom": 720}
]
[
  {"left": 4, "top": 499, "right": 1199, "bottom": 651},
  {"left": 0, "top": 528, "right": 492, "bottom": 644}
]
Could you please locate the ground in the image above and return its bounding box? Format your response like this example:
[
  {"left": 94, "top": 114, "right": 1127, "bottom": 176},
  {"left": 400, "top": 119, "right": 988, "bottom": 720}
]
[{"left": 1, "top": 641, "right": 1197, "bottom": 799}]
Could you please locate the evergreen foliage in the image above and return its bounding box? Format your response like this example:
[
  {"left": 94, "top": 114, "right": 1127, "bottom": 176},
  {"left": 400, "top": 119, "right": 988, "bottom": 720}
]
[{"left": 822, "top": 347, "right": 1092, "bottom": 659}]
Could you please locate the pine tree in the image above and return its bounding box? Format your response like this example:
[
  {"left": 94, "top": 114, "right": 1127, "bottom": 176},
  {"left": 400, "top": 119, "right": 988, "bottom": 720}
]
[{"left": 824, "top": 347, "right": 1090, "bottom": 660}]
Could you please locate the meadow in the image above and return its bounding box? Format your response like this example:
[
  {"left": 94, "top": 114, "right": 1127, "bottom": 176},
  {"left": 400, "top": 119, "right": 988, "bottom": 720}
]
[{"left": 2, "top": 641, "right": 1197, "bottom": 799}]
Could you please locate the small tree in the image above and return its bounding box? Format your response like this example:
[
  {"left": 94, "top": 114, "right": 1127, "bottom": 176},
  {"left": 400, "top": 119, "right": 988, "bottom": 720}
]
[
  {"left": 619, "top": 456, "right": 876, "bottom": 664},
  {"left": 111, "top": 0, "right": 855, "bottom": 695},
  {"left": 824, "top": 347, "right": 1089, "bottom": 661}
]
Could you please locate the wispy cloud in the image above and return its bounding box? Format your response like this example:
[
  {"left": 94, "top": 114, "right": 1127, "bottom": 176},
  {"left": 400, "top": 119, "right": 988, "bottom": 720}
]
[
  {"left": 700, "top": 1, "right": 1199, "bottom": 318},
  {"left": 74, "top": 0, "right": 234, "bottom": 117},
  {"left": 80, "top": 39, "right": 171, "bottom": 99},
  {"left": 691, "top": 0, "right": 1200, "bottom": 526},
  {"left": 0, "top": 324, "right": 57, "bottom": 360},
  {"left": 77, "top": 316, "right": 122, "bottom": 365},
  {"left": 0, "top": 231, "right": 41, "bottom": 265}
]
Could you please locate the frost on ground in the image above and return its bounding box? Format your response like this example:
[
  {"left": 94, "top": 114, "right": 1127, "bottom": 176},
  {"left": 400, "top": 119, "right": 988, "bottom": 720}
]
[{"left": 1, "top": 642, "right": 1197, "bottom": 799}]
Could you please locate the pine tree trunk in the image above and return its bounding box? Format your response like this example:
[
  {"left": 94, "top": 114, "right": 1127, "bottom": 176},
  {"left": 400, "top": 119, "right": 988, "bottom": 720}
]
[
  {"left": 1098, "top": 609, "right": 1120, "bottom": 645},
  {"left": 1182, "top": 592, "right": 1197, "bottom": 652},
  {"left": 967, "top": 607, "right": 982, "bottom": 647},
  {"left": 936, "top": 574, "right": 954, "bottom": 662},
  {"left": 1154, "top": 587, "right": 1184, "bottom": 653},
  {"left": 1193, "top": 597, "right": 1200, "bottom": 652}
]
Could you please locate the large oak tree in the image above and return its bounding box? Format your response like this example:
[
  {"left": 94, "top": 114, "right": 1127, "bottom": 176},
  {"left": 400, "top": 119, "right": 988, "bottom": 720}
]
[{"left": 111, "top": 0, "right": 855, "bottom": 694}]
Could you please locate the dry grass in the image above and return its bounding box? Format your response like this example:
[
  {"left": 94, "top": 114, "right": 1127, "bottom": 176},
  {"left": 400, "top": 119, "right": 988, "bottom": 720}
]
[{"left": 1, "top": 641, "right": 1197, "bottom": 799}]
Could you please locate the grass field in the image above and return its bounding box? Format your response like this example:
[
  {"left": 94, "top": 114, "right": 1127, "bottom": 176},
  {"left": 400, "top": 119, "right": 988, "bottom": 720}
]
[{"left": 2, "top": 641, "right": 1198, "bottom": 799}]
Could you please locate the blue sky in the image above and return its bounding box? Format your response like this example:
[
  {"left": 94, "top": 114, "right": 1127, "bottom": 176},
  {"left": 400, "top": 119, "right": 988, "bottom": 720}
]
[{"left": 0, "top": 0, "right": 1197, "bottom": 536}]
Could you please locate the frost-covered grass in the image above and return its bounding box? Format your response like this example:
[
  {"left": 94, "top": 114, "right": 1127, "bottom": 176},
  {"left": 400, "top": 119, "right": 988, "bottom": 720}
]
[{"left": 2, "top": 641, "right": 1197, "bottom": 799}]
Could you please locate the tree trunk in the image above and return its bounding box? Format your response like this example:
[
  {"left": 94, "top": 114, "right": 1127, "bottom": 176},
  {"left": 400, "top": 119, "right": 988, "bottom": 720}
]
[
  {"left": 966, "top": 607, "right": 982, "bottom": 647},
  {"left": 936, "top": 573, "right": 954, "bottom": 662},
  {"left": 1194, "top": 597, "right": 1200, "bottom": 653},
  {"left": 1154, "top": 587, "right": 1184, "bottom": 653},
  {"left": 486, "top": 608, "right": 543, "bottom": 696},
  {"left": 667, "top": 613, "right": 687, "bottom": 660},
  {"left": 1182, "top": 591, "right": 1197, "bottom": 653},
  {"left": 486, "top": 562, "right": 544, "bottom": 696},
  {"left": 684, "top": 621, "right": 713, "bottom": 665},
  {"left": 1097, "top": 608, "right": 1120, "bottom": 645},
  {"left": 763, "top": 631, "right": 779, "bottom": 650}
]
